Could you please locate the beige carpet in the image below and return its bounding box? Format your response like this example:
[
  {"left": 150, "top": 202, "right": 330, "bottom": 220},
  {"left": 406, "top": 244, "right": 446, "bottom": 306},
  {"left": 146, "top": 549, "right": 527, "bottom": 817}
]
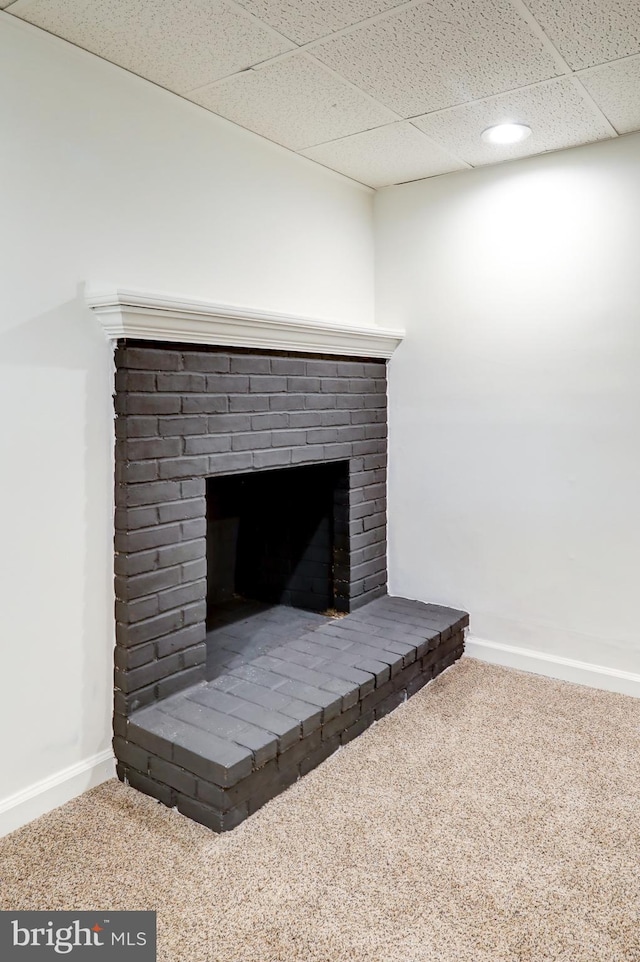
[{"left": 2, "top": 657, "right": 640, "bottom": 962}]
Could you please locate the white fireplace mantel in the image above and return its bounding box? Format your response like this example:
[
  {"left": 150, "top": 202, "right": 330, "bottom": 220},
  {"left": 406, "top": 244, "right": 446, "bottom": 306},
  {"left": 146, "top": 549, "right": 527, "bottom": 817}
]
[{"left": 87, "top": 289, "right": 404, "bottom": 359}]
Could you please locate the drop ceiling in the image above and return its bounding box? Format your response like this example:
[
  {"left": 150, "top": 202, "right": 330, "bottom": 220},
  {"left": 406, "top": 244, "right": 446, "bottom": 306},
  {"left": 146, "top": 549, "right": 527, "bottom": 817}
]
[{"left": 4, "top": 0, "right": 640, "bottom": 188}]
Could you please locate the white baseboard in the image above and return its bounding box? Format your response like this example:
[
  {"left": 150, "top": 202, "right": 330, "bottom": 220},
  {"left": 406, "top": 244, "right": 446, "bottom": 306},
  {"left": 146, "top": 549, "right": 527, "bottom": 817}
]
[
  {"left": 465, "top": 636, "right": 640, "bottom": 699},
  {"left": 0, "top": 749, "right": 116, "bottom": 838}
]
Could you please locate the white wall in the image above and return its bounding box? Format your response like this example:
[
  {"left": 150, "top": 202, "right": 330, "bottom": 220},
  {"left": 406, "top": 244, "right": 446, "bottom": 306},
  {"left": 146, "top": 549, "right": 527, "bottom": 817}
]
[
  {"left": 0, "top": 15, "right": 375, "bottom": 834},
  {"left": 376, "top": 133, "right": 640, "bottom": 682}
]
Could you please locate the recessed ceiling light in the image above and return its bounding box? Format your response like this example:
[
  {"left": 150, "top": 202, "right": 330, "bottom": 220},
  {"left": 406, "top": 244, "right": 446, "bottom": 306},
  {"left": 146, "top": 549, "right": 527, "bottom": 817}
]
[{"left": 481, "top": 123, "right": 532, "bottom": 145}]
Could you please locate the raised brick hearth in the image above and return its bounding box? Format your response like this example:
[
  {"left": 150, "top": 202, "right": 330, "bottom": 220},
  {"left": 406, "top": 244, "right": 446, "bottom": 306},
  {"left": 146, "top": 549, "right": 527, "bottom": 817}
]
[{"left": 112, "top": 340, "right": 468, "bottom": 831}]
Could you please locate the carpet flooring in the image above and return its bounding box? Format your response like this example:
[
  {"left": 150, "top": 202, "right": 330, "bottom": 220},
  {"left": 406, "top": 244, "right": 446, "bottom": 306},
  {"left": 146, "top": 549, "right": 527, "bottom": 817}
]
[{"left": 2, "top": 657, "right": 640, "bottom": 962}]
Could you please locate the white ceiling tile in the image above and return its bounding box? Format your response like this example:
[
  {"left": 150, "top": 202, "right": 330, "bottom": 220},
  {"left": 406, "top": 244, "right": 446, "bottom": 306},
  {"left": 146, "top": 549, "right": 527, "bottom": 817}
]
[
  {"left": 9, "top": 0, "right": 294, "bottom": 93},
  {"left": 232, "top": 0, "right": 407, "bottom": 44},
  {"left": 190, "top": 54, "right": 398, "bottom": 150},
  {"left": 578, "top": 56, "right": 640, "bottom": 133},
  {"left": 310, "top": 0, "right": 562, "bottom": 117},
  {"left": 525, "top": 0, "right": 640, "bottom": 70},
  {"left": 413, "top": 78, "right": 613, "bottom": 167},
  {"left": 301, "top": 122, "right": 467, "bottom": 188}
]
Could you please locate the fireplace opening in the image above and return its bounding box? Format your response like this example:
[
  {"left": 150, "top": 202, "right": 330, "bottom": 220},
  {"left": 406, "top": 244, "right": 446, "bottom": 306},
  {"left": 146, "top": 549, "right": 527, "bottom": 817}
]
[{"left": 204, "top": 461, "right": 350, "bottom": 680}]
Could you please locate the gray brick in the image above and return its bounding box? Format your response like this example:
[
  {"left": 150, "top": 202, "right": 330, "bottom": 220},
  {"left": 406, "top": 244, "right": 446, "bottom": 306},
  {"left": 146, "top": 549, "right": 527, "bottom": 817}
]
[
  {"left": 120, "top": 347, "right": 183, "bottom": 372},
  {"left": 350, "top": 409, "right": 384, "bottom": 425},
  {"left": 181, "top": 479, "right": 205, "bottom": 498},
  {"left": 364, "top": 423, "right": 388, "bottom": 439},
  {"left": 304, "top": 394, "right": 335, "bottom": 410},
  {"left": 351, "top": 558, "right": 387, "bottom": 583},
  {"left": 205, "top": 374, "right": 249, "bottom": 393},
  {"left": 115, "top": 595, "right": 159, "bottom": 625},
  {"left": 184, "top": 435, "right": 231, "bottom": 455},
  {"left": 232, "top": 432, "right": 272, "bottom": 451},
  {"left": 148, "top": 755, "right": 196, "bottom": 795},
  {"left": 181, "top": 395, "right": 229, "bottom": 414},
  {"left": 206, "top": 413, "right": 250, "bottom": 433},
  {"left": 182, "top": 600, "right": 207, "bottom": 626},
  {"left": 114, "top": 641, "right": 155, "bottom": 670},
  {"left": 338, "top": 425, "right": 366, "bottom": 442},
  {"left": 279, "top": 699, "right": 323, "bottom": 735},
  {"left": 325, "top": 443, "right": 355, "bottom": 461},
  {"left": 156, "top": 665, "right": 205, "bottom": 699},
  {"left": 305, "top": 360, "right": 338, "bottom": 377},
  {"left": 116, "top": 566, "right": 181, "bottom": 602},
  {"left": 229, "top": 395, "right": 269, "bottom": 413},
  {"left": 128, "top": 707, "right": 188, "bottom": 760},
  {"left": 181, "top": 643, "right": 206, "bottom": 669},
  {"left": 271, "top": 430, "right": 306, "bottom": 448},
  {"left": 287, "top": 411, "right": 323, "bottom": 429},
  {"left": 158, "top": 457, "right": 209, "bottom": 480},
  {"left": 286, "top": 376, "right": 320, "bottom": 392},
  {"left": 126, "top": 394, "right": 181, "bottom": 415},
  {"left": 322, "top": 703, "right": 361, "bottom": 741},
  {"left": 230, "top": 355, "right": 270, "bottom": 374},
  {"left": 311, "top": 659, "right": 375, "bottom": 695},
  {"left": 157, "top": 579, "right": 206, "bottom": 613},
  {"left": 338, "top": 362, "right": 366, "bottom": 377},
  {"left": 116, "top": 539, "right": 204, "bottom": 579},
  {"left": 156, "top": 372, "right": 207, "bottom": 393},
  {"left": 272, "top": 358, "right": 306, "bottom": 375},
  {"left": 116, "top": 416, "right": 158, "bottom": 438},
  {"left": 247, "top": 765, "right": 300, "bottom": 816},
  {"left": 253, "top": 448, "right": 292, "bottom": 470},
  {"left": 160, "top": 699, "right": 278, "bottom": 769},
  {"left": 227, "top": 702, "right": 301, "bottom": 751},
  {"left": 157, "top": 498, "right": 205, "bottom": 525},
  {"left": 351, "top": 528, "right": 386, "bottom": 552},
  {"left": 335, "top": 393, "right": 365, "bottom": 410},
  {"left": 126, "top": 437, "right": 181, "bottom": 461},
  {"left": 299, "top": 733, "right": 341, "bottom": 776},
  {"left": 117, "top": 609, "right": 184, "bottom": 647},
  {"left": 176, "top": 794, "right": 249, "bottom": 832},
  {"left": 270, "top": 393, "right": 305, "bottom": 411},
  {"left": 322, "top": 410, "right": 351, "bottom": 426},
  {"left": 173, "top": 727, "right": 260, "bottom": 785},
  {"left": 125, "top": 769, "right": 174, "bottom": 806},
  {"left": 276, "top": 729, "right": 322, "bottom": 772},
  {"left": 181, "top": 557, "right": 206, "bottom": 582},
  {"left": 113, "top": 736, "right": 149, "bottom": 772},
  {"left": 291, "top": 445, "right": 328, "bottom": 464},
  {"left": 156, "top": 623, "right": 206, "bottom": 658},
  {"left": 207, "top": 451, "right": 253, "bottom": 475},
  {"left": 363, "top": 453, "right": 387, "bottom": 470},
  {"left": 115, "top": 370, "right": 157, "bottom": 393},
  {"left": 182, "top": 352, "right": 230, "bottom": 373},
  {"left": 306, "top": 427, "right": 338, "bottom": 445},
  {"left": 121, "top": 461, "right": 159, "bottom": 483},
  {"left": 375, "top": 689, "right": 406, "bottom": 720},
  {"left": 221, "top": 680, "right": 322, "bottom": 736},
  {"left": 158, "top": 416, "right": 208, "bottom": 437},
  {"left": 113, "top": 714, "right": 128, "bottom": 738},
  {"left": 115, "top": 521, "right": 181, "bottom": 554},
  {"left": 249, "top": 375, "right": 286, "bottom": 393},
  {"left": 227, "top": 663, "right": 286, "bottom": 690},
  {"left": 114, "top": 683, "right": 157, "bottom": 715},
  {"left": 115, "top": 504, "right": 158, "bottom": 531},
  {"left": 251, "top": 655, "right": 352, "bottom": 698},
  {"left": 115, "top": 652, "right": 183, "bottom": 693},
  {"left": 251, "top": 412, "right": 289, "bottom": 431},
  {"left": 341, "top": 710, "right": 374, "bottom": 746}
]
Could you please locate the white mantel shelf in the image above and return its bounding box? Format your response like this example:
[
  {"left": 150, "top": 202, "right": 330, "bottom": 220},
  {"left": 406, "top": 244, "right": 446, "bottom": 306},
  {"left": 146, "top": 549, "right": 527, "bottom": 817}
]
[{"left": 87, "top": 290, "right": 404, "bottom": 359}]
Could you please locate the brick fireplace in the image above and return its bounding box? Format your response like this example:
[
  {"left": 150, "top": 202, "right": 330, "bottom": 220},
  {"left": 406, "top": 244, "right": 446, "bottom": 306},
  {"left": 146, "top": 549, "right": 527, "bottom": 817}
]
[{"left": 94, "top": 290, "right": 468, "bottom": 831}]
